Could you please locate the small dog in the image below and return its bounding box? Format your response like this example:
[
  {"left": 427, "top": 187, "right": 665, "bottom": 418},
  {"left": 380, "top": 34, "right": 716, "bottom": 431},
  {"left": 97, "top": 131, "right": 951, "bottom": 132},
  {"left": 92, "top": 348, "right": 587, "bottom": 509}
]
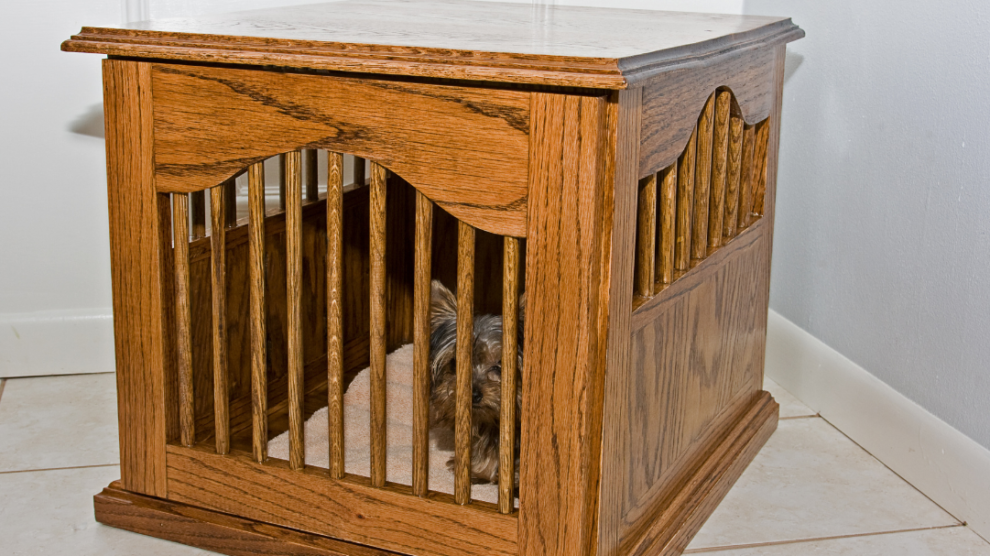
[{"left": 428, "top": 280, "right": 524, "bottom": 485}]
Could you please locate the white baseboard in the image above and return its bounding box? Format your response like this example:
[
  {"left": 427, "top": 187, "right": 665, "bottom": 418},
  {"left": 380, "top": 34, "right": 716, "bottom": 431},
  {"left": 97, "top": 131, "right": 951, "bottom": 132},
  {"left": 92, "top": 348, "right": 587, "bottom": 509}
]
[
  {"left": 0, "top": 309, "right": 115, "bottom": 378},
  {"left": 765, "top": 309, "right": 990, "bottom": 543}
]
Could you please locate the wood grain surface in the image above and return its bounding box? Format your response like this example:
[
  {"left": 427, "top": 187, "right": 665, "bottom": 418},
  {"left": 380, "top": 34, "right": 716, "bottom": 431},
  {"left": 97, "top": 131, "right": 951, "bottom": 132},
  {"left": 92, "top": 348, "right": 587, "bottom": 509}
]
[
  {"left": 95, "top": 483, "right": 402, "bottom": 556},
  {"left": 520, "top": 89, "right": 636, "bottom": 556},
  {"left": 247, "top": 163, "right": 267, "bottom": 463},
  {"left": 657, "top": 164, "right": 677, "bottom": 288},
  {"left": 674, "top": 129, "right": 696, "bottom": 273},
  {"left": 63, "top": 0, "right": 801, "bottom": 89},
  {"left": 210, "top": 185, "right": 231, "bottom": 455},
  {"left": 691, "top": 93, "right": 715, "bottom": 264},
  {"left": 639, "top": 46, "right": 779, "bottom": 177},
  {"left": 412, "top": 191, "right": 433, "bottom": 497},
  {"left": 102, "top": 59, "right": 169, "bottom": 497},
  {"left": 455, "top": 220, "right": 476, "bottom": 505},
  {"left": 165, "top": 445, "right": 518, "bottom": 556},
  {"left": 724, "top": 115, "right": 744, "bottom": 241},
  {"left": 707, "top": 89, "right": 731, "bottom": 251},
  {"left": 499, "top": 236, "right": 520, "bottom": 515},
  {"left": 369, "top": 162, "right": 387, "bottom": 487},
  {"left": 739, "top": 124, "right": 756, "bottom": 230},
  {"left": 147, "top": 63, "right": 530, "bottom": 237},
  {"left": 285, "top": 151, "right": 304, "bottom": 471},
  {"left": 327, "top": 152, "right": 345, "bottom": 480},
  {"left": 635, "top": 174, "right": 657, "bottom": 297},
  {"left": 172, "top": 193, "right": 195, "bottom": 448}
]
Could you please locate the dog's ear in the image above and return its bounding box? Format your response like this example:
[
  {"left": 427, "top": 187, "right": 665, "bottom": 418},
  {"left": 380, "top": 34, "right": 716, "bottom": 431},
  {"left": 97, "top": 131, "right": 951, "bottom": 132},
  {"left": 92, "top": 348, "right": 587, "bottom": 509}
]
[{"left": 430, "top": 280, "right": 457, "bottom": 329}]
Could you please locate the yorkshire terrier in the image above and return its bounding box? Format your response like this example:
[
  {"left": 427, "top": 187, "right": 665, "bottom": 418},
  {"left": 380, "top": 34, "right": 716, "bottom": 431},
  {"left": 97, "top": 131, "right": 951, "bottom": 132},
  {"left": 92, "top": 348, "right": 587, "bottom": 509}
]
[{"left": 428, "top": 280, "right": 524, "bottom": 485}]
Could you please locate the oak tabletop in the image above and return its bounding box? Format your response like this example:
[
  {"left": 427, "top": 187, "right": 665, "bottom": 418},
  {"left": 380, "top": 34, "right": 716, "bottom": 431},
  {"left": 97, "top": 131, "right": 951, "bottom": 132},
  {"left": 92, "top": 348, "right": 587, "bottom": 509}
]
[{"left": 62, "top": 0, "right": 803, "bottom": 88}]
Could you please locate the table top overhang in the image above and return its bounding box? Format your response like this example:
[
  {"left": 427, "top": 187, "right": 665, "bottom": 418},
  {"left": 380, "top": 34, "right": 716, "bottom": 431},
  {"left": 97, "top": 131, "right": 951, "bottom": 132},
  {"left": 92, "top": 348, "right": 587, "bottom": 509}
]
[{"left": 62, "top": 0, "right": 803, "bottom": 89}]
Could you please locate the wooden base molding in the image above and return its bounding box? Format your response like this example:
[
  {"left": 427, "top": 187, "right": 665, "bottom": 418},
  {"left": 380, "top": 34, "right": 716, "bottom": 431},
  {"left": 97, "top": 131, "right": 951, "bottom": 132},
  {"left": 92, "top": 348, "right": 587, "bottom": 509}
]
[{"left": 94, "top": 483, "right": 400, "bottom": 556}]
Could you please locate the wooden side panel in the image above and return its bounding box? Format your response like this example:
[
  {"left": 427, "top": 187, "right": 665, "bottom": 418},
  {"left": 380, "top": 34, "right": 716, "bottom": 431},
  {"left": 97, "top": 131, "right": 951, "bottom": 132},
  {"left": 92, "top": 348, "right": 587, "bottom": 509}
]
[
  {"left": 165, "top": 446, "right": 517, "bottom": 556},
  {"left": 150, "top": 64, "right": 531, "bottom": 237},
  {"left": 102, "top": 59, "right": 169, "bottom": 497},
  {"left": 520, "top": 89, "right": 639, "bottom": 556},
  {"left": 640, "top": 46, "right": 777, "bottom": 177}
]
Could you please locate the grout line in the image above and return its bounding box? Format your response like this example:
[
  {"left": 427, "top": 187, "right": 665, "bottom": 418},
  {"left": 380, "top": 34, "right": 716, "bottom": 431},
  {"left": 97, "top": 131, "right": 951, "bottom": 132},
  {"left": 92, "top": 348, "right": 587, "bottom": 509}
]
[
  {"left": 817, "top": 415, "right": 965, "bottom": 526},
  {"left": 0, "top": 371, "right": 115, "bottom": 381},
  {"left": 0, "top": 463, "right": 119, "bottom": 476},
  {"left": 0, "top": 378, "right": 6, "bottom": 405},
  {"left": 683, "top": 524, "right": 965, "bottom": 553},
  {"left": 778, "top": 414, "right": 819, "bottom": 420}
]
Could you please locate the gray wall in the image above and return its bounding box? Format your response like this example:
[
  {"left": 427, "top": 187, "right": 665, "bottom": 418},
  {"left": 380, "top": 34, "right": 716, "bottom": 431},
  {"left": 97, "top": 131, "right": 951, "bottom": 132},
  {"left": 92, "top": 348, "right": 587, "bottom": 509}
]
[{"left": 745, "top": 0, "right": 990, "bottom": 449}]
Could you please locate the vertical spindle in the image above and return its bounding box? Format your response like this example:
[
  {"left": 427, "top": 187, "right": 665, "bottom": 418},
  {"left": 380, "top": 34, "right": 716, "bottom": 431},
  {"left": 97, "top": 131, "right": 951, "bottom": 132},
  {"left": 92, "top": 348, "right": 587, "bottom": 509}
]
[
  {"left": 248, "top": 162, "right": 268, "bottom": 463},
  {"left": 173, "top": 193, "right": 195, "bottom": 447},
  {"left": 210, "top": 185, "right": 229, "bottom": 455},
  {"left": 657, "top": 162, "right": 677, "bottom": 287},
  {"left": 753, "top": 119, "right": 771, "bottom": 217},
  {"left": 369, "top": 161, "right": 388, "bottom": 487},
  {"left": 635, "top": 175, "right": 657, "bottom": 298},
  {"left": 286, "top": 151, "right": 304, "bottom": 470},
  {"left": 739, "top": 124, "right": 756, "bottom": 229},
  {"left": 327, "top": 152, "right": 345, "bottom": 479},
  {"left": 499, "top": 237, "right": 519, "bottom": 514},
  {"left": 692, "top": 93, "right": 715, "bottom": 264},
  {"left": 455, "top": 221, "right": 475, "bottom": 505},
  {"left": 725, "top": 115, "right": 744, "bottom": 240},
  {"left": 413, "top": 191, "right": 433, "bottom": 497},
  {"left": 675, "top": 128, "right": 697, "bottom": 272},
  {"left": 708, "top": 90, "right": 731, "bottom": 251}
]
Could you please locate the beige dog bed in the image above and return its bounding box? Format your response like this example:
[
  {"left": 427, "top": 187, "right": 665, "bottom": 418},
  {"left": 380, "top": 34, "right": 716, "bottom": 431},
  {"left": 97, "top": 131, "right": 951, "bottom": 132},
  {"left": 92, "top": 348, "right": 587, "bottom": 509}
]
[{"left": 269, "top": 344, "right": 507, "bottom": 504}]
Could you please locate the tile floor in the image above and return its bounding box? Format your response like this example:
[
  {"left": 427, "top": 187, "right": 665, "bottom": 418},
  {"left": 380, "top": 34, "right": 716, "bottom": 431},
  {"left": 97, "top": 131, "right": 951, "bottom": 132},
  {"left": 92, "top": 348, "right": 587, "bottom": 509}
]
[{"left": 0, "top": 372, "right": 987, "bottom": 555}]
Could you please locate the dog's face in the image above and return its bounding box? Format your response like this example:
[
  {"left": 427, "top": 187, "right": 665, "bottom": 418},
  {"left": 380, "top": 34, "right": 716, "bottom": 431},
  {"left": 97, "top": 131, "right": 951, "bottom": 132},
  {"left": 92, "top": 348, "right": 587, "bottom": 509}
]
[{"left": 428, "top": 280, "right": 524, "bottom": 433}]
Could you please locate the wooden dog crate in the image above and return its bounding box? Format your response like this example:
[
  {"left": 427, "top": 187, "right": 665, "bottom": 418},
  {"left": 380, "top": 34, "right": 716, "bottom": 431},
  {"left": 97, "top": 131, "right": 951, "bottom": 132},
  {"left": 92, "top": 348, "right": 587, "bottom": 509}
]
[{"left": 62, "top": 2, "right": 803, "bottom": 555}]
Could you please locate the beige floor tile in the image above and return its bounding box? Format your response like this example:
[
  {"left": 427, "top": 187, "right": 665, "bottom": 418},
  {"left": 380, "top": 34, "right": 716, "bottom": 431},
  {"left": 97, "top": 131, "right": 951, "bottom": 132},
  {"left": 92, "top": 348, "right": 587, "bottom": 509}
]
[
  {"left": 764, "top": 376, "right": 816, "bottom": 418},
  {"left": 0, "top": 466, "right": 211, "bottom": 555},
  {"left": 0, "top": 373, "right": 119, "bottom": 472},
  {"left": 686, "top": 418, "right": 959, "bottom": 551},
  {"left": 686, "top": 526, "right": 990, "bottom": 555}
]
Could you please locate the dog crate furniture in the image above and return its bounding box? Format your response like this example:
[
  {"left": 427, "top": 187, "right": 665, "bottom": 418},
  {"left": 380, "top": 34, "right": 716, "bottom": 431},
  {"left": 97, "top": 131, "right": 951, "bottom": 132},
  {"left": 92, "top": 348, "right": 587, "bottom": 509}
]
[{"left": 62, "top": 2, "right": 803, "bottom": 555}]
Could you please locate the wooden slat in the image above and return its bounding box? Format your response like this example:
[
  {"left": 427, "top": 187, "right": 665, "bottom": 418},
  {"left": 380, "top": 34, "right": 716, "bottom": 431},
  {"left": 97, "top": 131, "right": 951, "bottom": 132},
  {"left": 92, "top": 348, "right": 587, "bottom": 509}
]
[
  {"left": 413, "top": 190, "right": 433, "bottom": 497},
  {"left": 248, "top": 162, "right": 267, "bottom": 463},
  {"left": 739, "top": 124, "right": 756, "bottom": 229},
  {"left": 279, "top": 153, "right": 287, "bottom": 211},
  {"left": 165, "top": 444, "right": 519, "bottom": 556},
  {"left": 304, "top": 149, "right": 319, "bottom": 202},
  {"left": 191, "top": 190, "right": 206, "bottom": 239},
  {"left": 455, "top": 220, "right": 475, "bottom": 505},
  {"left": 635, "top": 174, "right": 657, "bottom": 297},
  {"left": 369, "top": 161, "right": 388, "bottom": 487},
  {"left": 172, "top": 193, "right": 195, "bottom": 447},
  {"left": 285, "top": 151, "right": 304, "bottom": 470},
  {"left": 674, "top": 128, "right": 697, "bottom": 272},
  {"left": 499, "top": 236, "right": 519, "bottom": 514},
  {"left": 724, "top": 114, "right": 744, "bottom": 240},
  {"left": 326, "top": 151, "right": 345, "bottom": 479},
  {"left": 752, "top": 119, "right": 771, "bottom": 217},
  {"left": 210, "top": 185, "right": 230, "bottom": 455},
  {"left": 692, "top": 93, "right": 715, "bottom": 264},
  {"left": 707, "top": 90, "right": 731, "bottom": 251},
  {"left": 657, "top": 162, "right": 677, "bottom": 287}
]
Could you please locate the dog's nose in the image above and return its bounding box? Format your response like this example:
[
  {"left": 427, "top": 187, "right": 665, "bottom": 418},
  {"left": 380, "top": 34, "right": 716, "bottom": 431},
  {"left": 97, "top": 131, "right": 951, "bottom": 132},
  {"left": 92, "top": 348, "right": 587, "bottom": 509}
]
[{"left": 472, "top": 389, "right": 483, "bottom": 404}]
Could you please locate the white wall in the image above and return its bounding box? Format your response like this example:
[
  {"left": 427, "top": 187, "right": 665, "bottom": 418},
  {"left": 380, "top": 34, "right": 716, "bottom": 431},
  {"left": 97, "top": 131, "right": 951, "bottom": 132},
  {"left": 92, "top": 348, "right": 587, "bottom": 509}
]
[{"left": 744, "top": 0, "right": 990, "bottom": 451}]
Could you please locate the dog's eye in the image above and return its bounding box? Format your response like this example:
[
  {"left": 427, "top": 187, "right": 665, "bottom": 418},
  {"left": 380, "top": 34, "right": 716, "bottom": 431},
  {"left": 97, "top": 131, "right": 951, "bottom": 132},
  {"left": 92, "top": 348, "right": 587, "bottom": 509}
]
[{"left": 489, "top": 364, "right": 501, "bottom": 378}]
